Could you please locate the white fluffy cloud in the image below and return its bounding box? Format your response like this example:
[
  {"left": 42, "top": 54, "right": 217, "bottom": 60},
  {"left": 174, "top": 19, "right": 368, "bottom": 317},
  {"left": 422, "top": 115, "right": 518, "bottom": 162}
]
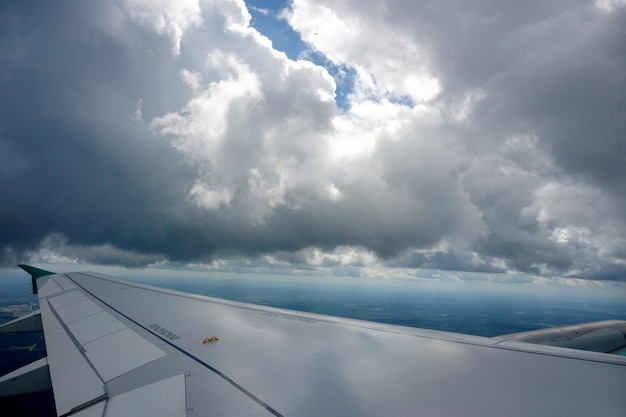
[
  {"left": 119, "top": 0, "right": 204, "bottom": 54},
  {"left": 2, "top": 0, "right": 626, "bottom": 282},
  {"left": 285, "top": 0, "right": 440, "bottom": 102}
]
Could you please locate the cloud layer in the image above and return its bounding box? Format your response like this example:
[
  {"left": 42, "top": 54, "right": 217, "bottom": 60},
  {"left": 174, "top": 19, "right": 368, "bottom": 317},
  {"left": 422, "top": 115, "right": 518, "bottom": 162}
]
[{"left": 1, "top": 0, "right": 625, "bottom": 281}]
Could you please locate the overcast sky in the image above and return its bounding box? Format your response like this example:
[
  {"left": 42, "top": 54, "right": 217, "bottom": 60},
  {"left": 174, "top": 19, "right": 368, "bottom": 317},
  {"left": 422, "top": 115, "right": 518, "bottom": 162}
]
[{"left": 1, "top": 0, "right": 625, "bottom": 283}]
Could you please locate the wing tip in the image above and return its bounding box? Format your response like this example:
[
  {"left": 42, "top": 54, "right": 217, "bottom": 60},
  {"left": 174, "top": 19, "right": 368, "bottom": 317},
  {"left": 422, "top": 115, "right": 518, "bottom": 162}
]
[
  {"left": 17, "top": 264, "right": 56, "bottom": 279},
  {"left": 18, "top": 264, "right": 56, "bottom": 294}
]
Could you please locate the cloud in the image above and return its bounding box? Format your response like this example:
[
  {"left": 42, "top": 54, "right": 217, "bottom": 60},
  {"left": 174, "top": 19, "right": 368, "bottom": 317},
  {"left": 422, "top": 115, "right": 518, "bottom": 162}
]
[
  {"left": 285, "top": 0, "right": 441, "bottom": 103},
  {"left": 1, "top": 0, "right": 625, "bottom": 281},
  {"left": 32, "top": 234, "right": 163, "bottom": 268},
  {"left": 119, "top": 0, "right": 204, "bottom": 54}
]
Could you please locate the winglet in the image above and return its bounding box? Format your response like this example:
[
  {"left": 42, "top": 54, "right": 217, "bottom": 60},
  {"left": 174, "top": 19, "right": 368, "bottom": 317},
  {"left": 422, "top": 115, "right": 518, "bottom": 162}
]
[{"left": 18, "top": 264, "right": 56, "bottom": 295}]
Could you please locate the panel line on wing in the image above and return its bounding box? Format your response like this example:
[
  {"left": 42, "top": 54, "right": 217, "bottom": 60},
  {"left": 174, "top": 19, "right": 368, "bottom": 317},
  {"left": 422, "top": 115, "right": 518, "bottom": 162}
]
[
  {"left": 59, "top": 393, "right": 108, "bottom": 417},
  {"left": 54, "top": 274, "right": 79, "bottom": 291},
  {"left": 67, "top": 311, "right": 127, "bottom": 345},
  {"left": 68, "top": 400, "right": 107, "bottom": 417}
]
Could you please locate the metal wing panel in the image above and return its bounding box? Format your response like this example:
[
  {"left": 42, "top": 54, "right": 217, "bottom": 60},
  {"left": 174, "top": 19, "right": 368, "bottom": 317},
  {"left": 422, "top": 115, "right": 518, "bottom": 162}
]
[{"left": 105, "top": 374, "right": 186, "bottom": 417}]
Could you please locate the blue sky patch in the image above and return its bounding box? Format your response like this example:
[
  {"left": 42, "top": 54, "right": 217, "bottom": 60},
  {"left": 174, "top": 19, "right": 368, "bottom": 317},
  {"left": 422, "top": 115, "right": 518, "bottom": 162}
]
[
  {"left": 245, "top": 0, "right": 355, "bottom": 109},
  {"left": 245, "top": 0, "right": 306, "bottom": 61}
]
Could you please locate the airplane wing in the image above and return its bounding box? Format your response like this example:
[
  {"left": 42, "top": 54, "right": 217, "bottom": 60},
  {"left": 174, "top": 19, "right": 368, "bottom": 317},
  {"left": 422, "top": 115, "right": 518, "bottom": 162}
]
[{"left": 1, "top": 265, "right": 625, "bottom": 416}]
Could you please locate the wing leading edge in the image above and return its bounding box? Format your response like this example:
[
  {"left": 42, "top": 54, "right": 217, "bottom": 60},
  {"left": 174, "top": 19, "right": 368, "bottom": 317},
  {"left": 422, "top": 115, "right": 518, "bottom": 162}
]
[{"left": 1, "top": 266, "right": 625, "bottom": 417}]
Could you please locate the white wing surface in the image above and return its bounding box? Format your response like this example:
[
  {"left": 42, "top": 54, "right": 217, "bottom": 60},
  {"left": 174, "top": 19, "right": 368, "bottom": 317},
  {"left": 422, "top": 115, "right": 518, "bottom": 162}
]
[{"left": 2, "top": 267, "right": 625, "bottom": 416}]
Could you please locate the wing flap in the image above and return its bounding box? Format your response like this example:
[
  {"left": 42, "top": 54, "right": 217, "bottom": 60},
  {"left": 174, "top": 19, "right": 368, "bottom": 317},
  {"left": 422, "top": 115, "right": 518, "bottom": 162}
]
[
  {"left": 40, "top": 298, "right": 106, "bottom": 416},
  {"left": 83, "top": 327, "right": 166, "bottom": 382}
]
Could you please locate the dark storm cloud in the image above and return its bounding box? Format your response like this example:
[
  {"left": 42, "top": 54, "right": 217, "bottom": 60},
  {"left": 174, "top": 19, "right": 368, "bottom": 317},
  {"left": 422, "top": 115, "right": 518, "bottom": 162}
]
[
  {"left": 1, "top": 0, "right": 337, "bottom": 266},
  {"left": 286, "top": 0, "right": 626, "bottom": 279},
  {"left": 432, "top": 2, "right": 626, "bottom": 277},
  {"left": 0, "top": 0, "right": 198, "bottom": 264},
  {"left": 1, "top": 0, "right": 625, "bottom": 281}
]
